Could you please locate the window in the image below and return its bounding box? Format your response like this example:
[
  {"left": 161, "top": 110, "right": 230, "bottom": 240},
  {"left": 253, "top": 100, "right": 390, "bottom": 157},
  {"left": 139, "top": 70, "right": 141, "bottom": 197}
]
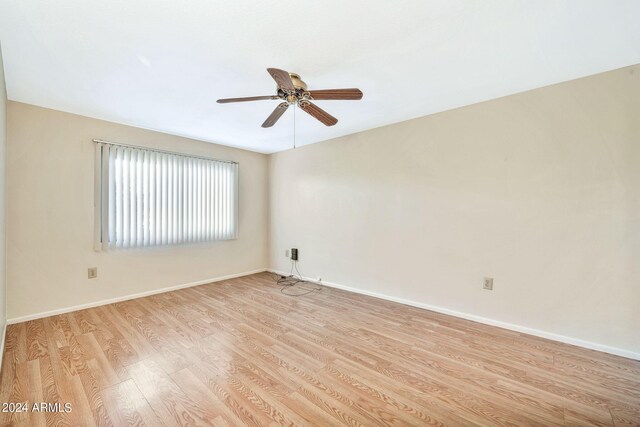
[{"left": 94, "top": 141, "right": 238, "bottom": 250}]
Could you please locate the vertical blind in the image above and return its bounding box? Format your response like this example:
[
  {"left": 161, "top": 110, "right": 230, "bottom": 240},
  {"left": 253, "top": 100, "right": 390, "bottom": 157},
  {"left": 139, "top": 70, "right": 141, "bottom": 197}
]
[{"left": 94, "top": 141, "right": 238, "bottom": 250}]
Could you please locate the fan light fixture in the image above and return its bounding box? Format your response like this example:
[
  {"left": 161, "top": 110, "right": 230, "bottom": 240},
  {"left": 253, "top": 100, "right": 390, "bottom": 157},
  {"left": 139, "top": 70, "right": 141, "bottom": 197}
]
[{"left": 217, "top": 68, "right": 363, "bottom": 129}]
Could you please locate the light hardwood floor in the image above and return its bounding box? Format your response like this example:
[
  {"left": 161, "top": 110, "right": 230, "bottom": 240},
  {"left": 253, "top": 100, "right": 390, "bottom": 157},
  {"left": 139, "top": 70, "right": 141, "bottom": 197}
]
[{"left": 1, "top": 272, "right": 638, "bottom": 426}]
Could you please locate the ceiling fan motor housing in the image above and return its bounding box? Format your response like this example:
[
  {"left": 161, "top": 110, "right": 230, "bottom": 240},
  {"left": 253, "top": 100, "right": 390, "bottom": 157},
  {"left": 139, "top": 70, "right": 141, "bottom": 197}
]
[{"left": 288, "top": 73, "right": 307, "bottom": 91}]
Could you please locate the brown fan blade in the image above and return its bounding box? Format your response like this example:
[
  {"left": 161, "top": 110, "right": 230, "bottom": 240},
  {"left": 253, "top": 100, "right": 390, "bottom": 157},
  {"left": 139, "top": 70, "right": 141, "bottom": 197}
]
[
  {"left": 262, "top": 102, "right": 289, "bottom": 128},
  {"left": 299, "top": 101, "right": 338, "bottom": 126},
  {"left": 308, "top": 88, "right": 363, "bottom": 100},
  {"left": 267, "top": 68, "right": 295, "bottom": 91},
  {"left": 217, "top": 95, "right": 279, "bottom": 104}
]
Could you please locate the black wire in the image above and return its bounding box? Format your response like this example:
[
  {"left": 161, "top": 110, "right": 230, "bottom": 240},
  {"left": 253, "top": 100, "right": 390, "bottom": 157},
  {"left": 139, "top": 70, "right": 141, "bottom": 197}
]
[
  {"left": 294, "top": 261, "right": 305, "bottom": 280},
  {"left": 273, "top": 259, "right": 322, "bottom": 297},
  {"left": 275, "top": 260, "right": 302, "bottom": 286},
  {"left": 281, "top": 285, "right": 317, "bottom": 296}
]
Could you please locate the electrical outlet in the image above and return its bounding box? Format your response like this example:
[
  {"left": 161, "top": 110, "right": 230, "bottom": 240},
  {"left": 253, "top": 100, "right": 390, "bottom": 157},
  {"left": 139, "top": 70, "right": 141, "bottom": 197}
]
[
  {"left": 483, "top": 277, "right": 493, "bottom": 290},
  {"left": 285, "top": 249, "right": 290, "bottom": 258},
  {"left": 88, "top": 267, "right": 98, "bottom": 279},
  {"left": 291, "top": 248, "right": 299, "bottom": 261}
]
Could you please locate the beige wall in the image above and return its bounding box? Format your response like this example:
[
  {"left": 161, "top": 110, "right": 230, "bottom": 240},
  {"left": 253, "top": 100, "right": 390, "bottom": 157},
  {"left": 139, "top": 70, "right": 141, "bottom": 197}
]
[
  {"left": 0, "top": 46, "right": 7, "bottom": 339},
  {"left": 269, "top": 65, "right": 640, "bottom": 355},
  {"left": 7, "top": 102, "right": 268, "bottom": 319}
]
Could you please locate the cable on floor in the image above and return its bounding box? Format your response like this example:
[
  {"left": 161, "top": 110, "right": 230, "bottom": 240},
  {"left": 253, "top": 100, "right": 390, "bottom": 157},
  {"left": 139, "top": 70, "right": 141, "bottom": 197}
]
[{"left": 272, "top": 260, "right": 322, "bottom": 296}]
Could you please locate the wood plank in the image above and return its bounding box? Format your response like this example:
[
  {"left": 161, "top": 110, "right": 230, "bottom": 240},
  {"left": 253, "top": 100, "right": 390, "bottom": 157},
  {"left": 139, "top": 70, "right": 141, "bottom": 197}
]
[
  {"left": 101, "top": 379, "right": 163, "bottom": 426},
  {"left": 26, "top": 320, "right": 49, "bottom": 360},
  {"left": 127, "top": 358, "right": 218, "bottom": 426}
]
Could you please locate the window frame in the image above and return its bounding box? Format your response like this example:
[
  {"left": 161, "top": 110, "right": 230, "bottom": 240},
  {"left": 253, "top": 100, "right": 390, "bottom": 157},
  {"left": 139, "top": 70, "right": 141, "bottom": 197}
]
[{"left": 93, "top": 139, "right": 239, "bottom": 251}]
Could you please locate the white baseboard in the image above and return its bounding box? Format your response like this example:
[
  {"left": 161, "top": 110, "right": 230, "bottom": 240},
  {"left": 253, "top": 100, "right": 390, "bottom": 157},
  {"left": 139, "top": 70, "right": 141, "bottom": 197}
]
[
  {"left": 269, "top": 269, "right": 640, "bottom": 361},
  {"left": 0, "top": 322, "right": 6, "bottom": 371},
  {"left": 7, "top": 268, "right": 267, "bottom": 325}
]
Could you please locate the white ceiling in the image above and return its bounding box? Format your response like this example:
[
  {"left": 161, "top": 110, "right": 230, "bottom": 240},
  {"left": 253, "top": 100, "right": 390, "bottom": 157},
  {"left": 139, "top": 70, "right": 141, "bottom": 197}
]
[{"left": 1, "top": 1, "right": 639, "bottom": 153}]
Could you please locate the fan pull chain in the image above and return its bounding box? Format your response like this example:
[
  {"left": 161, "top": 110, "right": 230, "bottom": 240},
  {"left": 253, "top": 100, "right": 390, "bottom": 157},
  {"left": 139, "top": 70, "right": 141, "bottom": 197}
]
[{"left": 293, "top": 103, "right": 296, "bottom": 149}]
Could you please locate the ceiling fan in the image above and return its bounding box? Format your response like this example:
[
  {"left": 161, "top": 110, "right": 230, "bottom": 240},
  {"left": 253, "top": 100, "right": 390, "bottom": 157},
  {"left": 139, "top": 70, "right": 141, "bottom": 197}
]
[{"left": 217, "top": 68, "right": 363, "bottom": 128}]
